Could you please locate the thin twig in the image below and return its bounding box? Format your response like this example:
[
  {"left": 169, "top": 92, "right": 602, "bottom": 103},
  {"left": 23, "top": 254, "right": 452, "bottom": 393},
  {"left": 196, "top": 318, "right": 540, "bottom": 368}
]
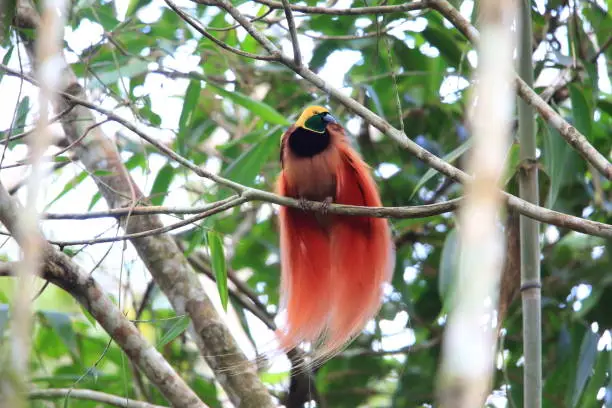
[
  {"left": 243, "top": 0, "right": 430, "bottom": 15},
  {"left": 164, "top": 0, "right": 280, "bottom": 61},
  {"left": 280, "top": 0, "right": 301, "bottom": 66},
  {"left": 29, "top": 388, "right": 167, "bottom": 408},
  {"left": 183, "top": 1, "right": 612, "bottom": 239},
  {"left": 429, "top": 0, "right": 612, "bottom": 179}
]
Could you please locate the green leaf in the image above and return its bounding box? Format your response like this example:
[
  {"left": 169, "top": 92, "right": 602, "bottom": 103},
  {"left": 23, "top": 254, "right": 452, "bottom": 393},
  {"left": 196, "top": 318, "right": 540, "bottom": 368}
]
[
  {"left": 95, "top": 59, "right": 150, "bottom": 86},
  {"left": 438, "top": 227, "right": 459, "bottom": 312},
  {"left": 126, "top": 0, "right": 153, "bottom": 16},
  {"left": 0, "top": 47, "right": 14, "bottom": 83},
  {"left": 157, "top": 315, "right": 191, "bottom": 348},
  {"left": 572, "top": 330, "right": 599, "bottom": 407},
  {"left": 40, "top": 311, "right": 79, "bottom": 358},
  {"left": 1, "top": 1, "right": 16, "bottom": 45},
  {"left": 48, "top": 171, "right": 88, "bottom": 208},
  {"left": 502, "top": 142, "right": 521, "bottom": 184},
  {"left": 88, "top": 191, "right": 102, "bottom": 211},
  {"left": 569, "top": 84, "right": 592, "bottom": 137},
  {"left": 222, "top": 128, "right": 280, "bottom": 190},
  {"left": 178, "top": 80, "right": 202, "bottom": 155},
  {"left": 207, "top": 231, "right": 228, "bottom": 311},
  {"left": 205, "top": 82, "right": 290, "bottom": 126},
  {"left": 578, "top": 349, "right": 608, "bottom": 408},
  {"left": 541, "top": 119, "right": 576, "bottom": 209},
  {"left": 79, "top": 305, "right": 97, "bottom": 328},
  {"left": 14, "top": 96, "right": 30, "bottom": 134},
  {"left": 149, "top": 163, "right": 175, "bottom": 206},
  {"left": 421, "top": 21, "right": 463, "bottom": 67},
  {"left": 411, "top": 139, "right": 472, "bottom": 198},
  {"left": 0, "top": 304, "right": 9, "bottom": 337}
]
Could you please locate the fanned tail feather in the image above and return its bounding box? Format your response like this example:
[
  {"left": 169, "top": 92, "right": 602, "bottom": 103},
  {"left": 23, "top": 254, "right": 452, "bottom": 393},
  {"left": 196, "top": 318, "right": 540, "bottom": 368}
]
[
  {"left": 320, "top": 147, "right": 393, "bottom": 357},
  {"left": 276, "top": 144, "right": 393, "bottom": 360},
  {"left": 277, "top": 175, "right": 332, "bottom": 350}
]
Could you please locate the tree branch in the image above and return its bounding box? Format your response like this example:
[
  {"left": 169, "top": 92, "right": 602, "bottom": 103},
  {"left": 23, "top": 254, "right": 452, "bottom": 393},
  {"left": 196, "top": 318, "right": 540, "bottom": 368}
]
[
  {"left": 428, "top": 0, "right": 612, "bottom": 179},
  {"left": 0, "top": 183, "right": 207, "bottom": 408},
  {"left": 29, "top": 388, "right": 168, "bottom": 408},
  {"left": 11, "top": 2, "right": 275, "bottom": 407},
  {"left": 175, "top": 0, "right": 612, "bottom": 239},
  {"left": 241, "top": 0, "right": 430, "bottom": 15},
  {"left": 280, "top": 0, "right": 301, "bottom": 66}
]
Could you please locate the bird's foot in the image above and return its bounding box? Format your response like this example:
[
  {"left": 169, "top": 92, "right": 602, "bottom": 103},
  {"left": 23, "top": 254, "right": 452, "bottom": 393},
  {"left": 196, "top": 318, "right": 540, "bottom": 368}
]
[
  {"left": 298, "top": 197, "right": 310, "bottom": 212},
  {"left": 321, "top": 196, "right": 333, "bottom": 215}
]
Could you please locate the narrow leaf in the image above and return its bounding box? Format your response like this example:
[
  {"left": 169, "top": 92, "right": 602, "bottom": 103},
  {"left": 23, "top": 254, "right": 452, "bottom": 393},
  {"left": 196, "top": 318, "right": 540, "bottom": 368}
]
[
  {"left": 222, "top": 128, "right": 280, "bottom": 190},
  {"left": 208, "top": 231, "right": 228, "bottom": 311},
  {"left": 569, "top": 84, "right": 593, "bottom": 136},
  {"left": 48, "top": 171, "right": 88, "bottom": 207},
  {"left": 572, "top": 330, "right": 599, "bottom": 407},
  {"left": 14, "top": 96, "right": 30, "bottom": 134},
  {"left": 178, "top": 80, "right": 202, "bottom": 155},
  {"left": 0, "top": 46, "right": 14, "bottom": 83},
  {"left": 157, "top": 315, "right": 191, "bottom": 348},
  {"left": 206, "top": 82, "right": 289, "bottom": 126},
  {"left": 0, "top": 304, "right": 9, "bottom": 337},
  {"left": 149, "top": 163, "right": 175, "bottom": 206},
  {"left": 40, "top": 311, "right": 79, "bottom": 357},
  {"left": 411, "top": 139, "right": 472, "bottom": 198}
]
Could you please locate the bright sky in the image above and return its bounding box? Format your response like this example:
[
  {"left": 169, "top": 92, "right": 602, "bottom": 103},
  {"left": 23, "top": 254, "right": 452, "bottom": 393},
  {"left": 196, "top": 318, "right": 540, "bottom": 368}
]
[{"left": 0, "top": 0, "right": 610, "bottom": 404}]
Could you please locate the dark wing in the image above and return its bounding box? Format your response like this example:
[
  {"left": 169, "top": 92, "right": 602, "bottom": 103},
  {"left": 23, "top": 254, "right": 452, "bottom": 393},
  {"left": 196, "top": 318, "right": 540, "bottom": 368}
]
[{"left": 280, "top": 125, "right": 297, "bottom": 169}]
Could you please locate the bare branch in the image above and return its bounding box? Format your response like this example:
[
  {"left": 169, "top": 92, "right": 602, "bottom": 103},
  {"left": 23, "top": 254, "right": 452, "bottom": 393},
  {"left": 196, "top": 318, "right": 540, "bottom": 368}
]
[
  {"left": 29, "top": 388, "right": 168, "bottom": 408},
  {"left": 185, "top": 1, "right": 612, "bottom": 239},
  {"left": 280, "top": 0, "right": 301, "bottom": 65},
  {"left": 238, "top": 0, "right": 430, "bottom": 15},
  {"left": 165, "top": 0, "right": 280, "bottom": 61},
  {"left": 1, "top": 62, "right": 610, "bottom": 239}
]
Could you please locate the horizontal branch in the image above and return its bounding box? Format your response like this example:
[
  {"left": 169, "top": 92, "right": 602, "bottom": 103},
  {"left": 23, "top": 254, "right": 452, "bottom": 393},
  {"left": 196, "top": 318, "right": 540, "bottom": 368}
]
[
  {"left": 243, "top": 0, "right": 429, "bottom": 15},
  {"left": 1, "top": 61, "right": 610, "bottom": 239},
  {"left": 186, "top": 0, "right": 612, "bottom": 239},
  {"left": 29, "top": 388, "right": 167, "bottom": 408},
  {"left": 47, "top": 196, "right": 460, "bottom": 246}
]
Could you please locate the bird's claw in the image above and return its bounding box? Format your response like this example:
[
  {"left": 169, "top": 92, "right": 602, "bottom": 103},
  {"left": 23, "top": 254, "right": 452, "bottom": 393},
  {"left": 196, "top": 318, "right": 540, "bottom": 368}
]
[
  {"left": 321, "top": 197, "right": 333, "bottom": 215},
  {"left": 298, "top": 197, "right": 310, "bottom": 212}
]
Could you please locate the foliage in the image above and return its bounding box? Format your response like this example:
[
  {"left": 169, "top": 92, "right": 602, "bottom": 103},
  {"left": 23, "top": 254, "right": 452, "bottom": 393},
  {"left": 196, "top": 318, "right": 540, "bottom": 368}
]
[{"left": 0, "top": 0, "right": 611, "bottom": 407}]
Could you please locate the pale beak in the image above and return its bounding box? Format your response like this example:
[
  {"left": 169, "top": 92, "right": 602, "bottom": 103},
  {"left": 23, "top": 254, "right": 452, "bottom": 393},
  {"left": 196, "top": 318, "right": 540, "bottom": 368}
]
[{"left": 322, "top": 113, "right": 337, "bottom": 124}]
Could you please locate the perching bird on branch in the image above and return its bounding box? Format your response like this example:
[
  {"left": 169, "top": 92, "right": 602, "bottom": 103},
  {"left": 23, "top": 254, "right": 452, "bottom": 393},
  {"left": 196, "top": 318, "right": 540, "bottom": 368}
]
[{"left": 276, "top": 105, "right": 394, "bottom": 360}]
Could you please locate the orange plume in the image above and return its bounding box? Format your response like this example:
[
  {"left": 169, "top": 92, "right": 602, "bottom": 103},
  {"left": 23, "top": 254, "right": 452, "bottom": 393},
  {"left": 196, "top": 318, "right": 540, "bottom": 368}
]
[{"left": 276, "top": 106, "right": 394, "bottom": 360}]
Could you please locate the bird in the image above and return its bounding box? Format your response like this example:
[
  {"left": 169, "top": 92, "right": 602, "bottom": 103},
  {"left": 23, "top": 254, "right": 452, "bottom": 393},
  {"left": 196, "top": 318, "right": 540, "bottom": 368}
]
[{"left": 276, "top": 105, "right": 394, "bottom": 360}]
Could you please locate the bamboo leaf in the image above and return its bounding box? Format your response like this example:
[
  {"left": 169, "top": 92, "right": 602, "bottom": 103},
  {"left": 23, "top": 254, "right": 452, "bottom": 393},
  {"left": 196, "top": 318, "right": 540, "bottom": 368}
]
[
  {"left": 207, "top": 231, "right": 228, "bottom": 311},
  {"left": 411, "top": 139, "right": 472, "bottom": 198},
  {"left": 178, "top": 80, "right": 202, "bottom": 155},
  {"left": 40, "top": 311, "right": 79, "bottom": 358},
  {"left": 0, "top": 46, "right": 13, "bottom": 83},
  {"left": 569, "top": 84, "right": 593, "bottom": 136},
  {"left": 157, "top": 315, "right": 191, "bottom": 348},
  {"left": 572, "top": 330, "right": 599, "bottom": 407},
  {"left": 222, "top": 128, "right": 280, "bottom": 191},
  {"left": 149, "top": 163, "right": 175, "bottom": 206},
  {"left": 205, "top": 82, "right": 289, "bottom": 126},
  {"left": 48, "top": 171, "right": 88, "bottom": 207}
]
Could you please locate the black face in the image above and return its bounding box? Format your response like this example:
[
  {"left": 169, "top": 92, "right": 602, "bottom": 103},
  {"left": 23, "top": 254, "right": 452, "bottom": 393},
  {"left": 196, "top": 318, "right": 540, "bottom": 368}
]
[{"left": 287, "top": 126, "right": 331, "bottom": 158}]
